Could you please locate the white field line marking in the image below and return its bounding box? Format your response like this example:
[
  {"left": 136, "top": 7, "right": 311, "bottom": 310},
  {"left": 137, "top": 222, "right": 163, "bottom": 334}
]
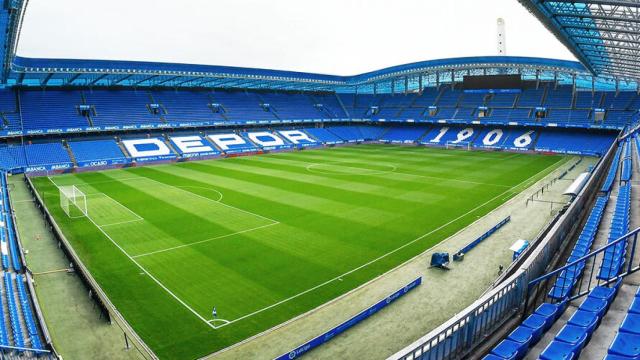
[
  {"left": 390, "top": 171, "right": 512, "bottom": 188},
  {"left": 131, "top": 222, "right": 280, "bottom": 258},
  {"left": 305, "top": 162, "right": 397, "bottom": 176},
  {"left": 86, "top": 192, "right": 144, "bottom": 221},
  {"left": 52, "top": 175, "right": 278, "bottom": 225},
  {"left": 132, "top": 174, "right": 280, "bottom": 224},
  {"left": 98, "top": 219, "right": 144, "bottom": 228},
  {"left": 302, "top": 159, "right": 510, "bottom": 188},
  {"left": 207, "top": 319, "right": 231, "bottom": 329},
  {"left": 45, "top": 156, "right": 565, "bottom": 330},
  {"left": 213, "top": 158, "right": 564, "bottom": 327},
  {"left": 46, "top": 176, "right": 218, "bottom": 331}
]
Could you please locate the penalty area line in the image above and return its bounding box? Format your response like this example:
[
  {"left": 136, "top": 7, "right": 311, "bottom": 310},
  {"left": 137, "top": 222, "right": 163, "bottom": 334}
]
[
  {"left": 46, "top": 177, "right": 220, "bottom": 332},
  {"left": 131, "top": 222, "right": 280, "bottom": 258}
]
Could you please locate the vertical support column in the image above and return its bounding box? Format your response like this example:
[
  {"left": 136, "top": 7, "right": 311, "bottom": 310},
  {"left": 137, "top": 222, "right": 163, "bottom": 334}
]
[
  {"left": 418, "top": 74, "right": 423, "bottom": 94},
  {"left": 404, "top": 76, "right": 408, "bottom": 95},
  {"left": 451, "top": 69, "right": 455, "bottom": 90}
]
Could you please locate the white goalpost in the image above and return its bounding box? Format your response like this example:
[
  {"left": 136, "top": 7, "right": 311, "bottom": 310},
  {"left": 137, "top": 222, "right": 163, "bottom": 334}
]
[
  {"left": 60, "top": 185, "right": 88, "bottom": 218},
  {"left": 445, "top": 141, "right": 472, "bottom": 150}
]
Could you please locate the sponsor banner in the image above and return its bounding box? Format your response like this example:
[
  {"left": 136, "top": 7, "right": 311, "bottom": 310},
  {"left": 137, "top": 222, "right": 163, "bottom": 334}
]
[
  {"left": 180, "top": 151, "right": 220, "bottom": 159},
  {"left": 135, "top": 154, "right": 177, "bottom": 163},
  {"left": 24, "top": 163, "right": 73, "bottom": 173},
  {"left": 77, "top": 158, "right": 131, "bottom": 168},
  {"left": 276, "top": 277, "right": 422, "bottom": 360}
]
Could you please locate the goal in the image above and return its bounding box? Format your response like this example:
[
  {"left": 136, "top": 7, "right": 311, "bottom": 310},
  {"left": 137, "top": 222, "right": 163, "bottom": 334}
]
[
  {"left": 60, "top": 185, "right": 88, "bottom": 218},
  {"left": 445, "top": 141, "right": 472, "bottom": 150}
]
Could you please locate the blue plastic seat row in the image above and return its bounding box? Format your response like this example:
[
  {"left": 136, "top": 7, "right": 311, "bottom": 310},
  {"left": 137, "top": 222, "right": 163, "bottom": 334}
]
[
  {"left": 620, "top": 158, "right": 632, "bottom": 182},
  {"left": 548, "top": 195, "right": 609, "bottom": 300},
  {"left": 598, "top": 183, "right": 630, "bottom": 280},
  {"left": 601, "top": 146, "right": 623, "bottom": 193},
  {"left": 4, "top": 272, "right": 24, "bottom": 350},
  {"left": 15, "top": 275, "right": 42, "bottom": 350},
  {"left": 606, "top": 286, "right": 640, "bottom": 359},
  {"left": 0, "top": 174, "right": 20, "bottom": 271},
  {"left": 484, "top": 301, "right": 566, "bottom": 359},
  {"left": 540, "top": 281, "right": 621, "bottom": 360}
]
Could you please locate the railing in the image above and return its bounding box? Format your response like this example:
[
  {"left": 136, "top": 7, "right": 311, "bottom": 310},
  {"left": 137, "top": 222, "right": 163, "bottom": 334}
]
[
  {"left": 24, "top": 176, "right": 158, "bottom": 360},
  {"left": 526, "top": 227, "right": 640, "bottom": 312},
  {"left": 388, "top": 139, "right": 617, "bottom": 360}
]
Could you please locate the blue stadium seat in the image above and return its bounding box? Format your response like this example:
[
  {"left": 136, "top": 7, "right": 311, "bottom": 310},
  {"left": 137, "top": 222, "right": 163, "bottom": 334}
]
[
  {"left": 540, "top": 341, "right": 577, "bottom": 360},
  {"left": 490, "top": 339, "right": 523, "bottom": 359},
  {"left": 608, "top": 333, "right": 640, "bottom": 358},
  {"left": 620, "top": 314, "right": 640, "bottom": 335}
]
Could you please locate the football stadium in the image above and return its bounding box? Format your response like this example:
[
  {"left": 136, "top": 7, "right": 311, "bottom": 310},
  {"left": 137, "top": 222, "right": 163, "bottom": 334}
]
[{"left": 1, "top": 1, "right": 640, "bottom": 359}]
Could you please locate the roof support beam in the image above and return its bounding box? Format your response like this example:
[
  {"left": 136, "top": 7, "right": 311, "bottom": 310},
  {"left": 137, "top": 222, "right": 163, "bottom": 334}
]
[
  {"left": 132, "top": 75, "right": 158, "bottom": 86},
  {"left": 542, "top": 0, "right": 640, "bottom": 6},
  {"left": 88, "top": 73, "right": 109, "bottom": 86},
  {"left": 154, "top": 75, "right": 183, "bottom": 86},
  {"left": 112, "top": 74, "right": 134, "bottom": 85},
  {"left": 41, "top": 72, "right": 54, "bottom": 86},
  {"left": 64, "top": 73, "right": 83, "bottom": 86}
]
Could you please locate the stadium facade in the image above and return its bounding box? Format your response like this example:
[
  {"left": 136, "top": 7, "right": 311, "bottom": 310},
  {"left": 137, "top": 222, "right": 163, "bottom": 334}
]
[{"left": 0, "top": 1, "right": 638, "bottom": 359}]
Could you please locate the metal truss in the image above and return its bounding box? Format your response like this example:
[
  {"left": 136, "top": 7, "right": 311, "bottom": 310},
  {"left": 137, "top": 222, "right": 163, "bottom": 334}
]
[{"left": 519, "top": 0, "right": 640, "bottom": 81}]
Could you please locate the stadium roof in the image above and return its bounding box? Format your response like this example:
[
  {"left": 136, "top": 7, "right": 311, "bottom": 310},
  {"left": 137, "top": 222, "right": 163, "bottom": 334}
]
[
  {"left": 6, "top": 55, "right": 594, "bottom": 92},
  {"left": 519, "top": 0, "right": 640, "bottom": 81},
  {"left": 0, "top": 0, "right": 638, "bottom": 92}
]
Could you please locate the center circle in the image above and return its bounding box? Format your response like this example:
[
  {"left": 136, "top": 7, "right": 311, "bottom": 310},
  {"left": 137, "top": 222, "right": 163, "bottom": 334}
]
[{"left": 306, "top": 162, "right": 397, "bottom": 176}]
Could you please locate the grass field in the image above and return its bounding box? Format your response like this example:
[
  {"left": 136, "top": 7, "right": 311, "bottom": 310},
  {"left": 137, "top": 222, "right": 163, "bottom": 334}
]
[{"left": 31, "top": 144, "right": 566, "bottom": 359}]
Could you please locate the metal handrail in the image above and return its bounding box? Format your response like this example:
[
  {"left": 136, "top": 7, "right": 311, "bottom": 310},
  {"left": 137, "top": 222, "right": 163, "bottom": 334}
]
[{"left": 528, "top": 226, "right": 640, "bottom": 287}]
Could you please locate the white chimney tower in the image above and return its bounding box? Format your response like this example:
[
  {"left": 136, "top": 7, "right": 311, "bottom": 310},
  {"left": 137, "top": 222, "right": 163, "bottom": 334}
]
[{"left": 497, "top": 18, "right": 507, "bottom": 55}]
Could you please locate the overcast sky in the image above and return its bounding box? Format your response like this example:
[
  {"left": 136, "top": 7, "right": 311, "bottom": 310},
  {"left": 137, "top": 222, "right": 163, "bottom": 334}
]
[{"left": 17, "top": 0, "right": 576, "bottom": 76}]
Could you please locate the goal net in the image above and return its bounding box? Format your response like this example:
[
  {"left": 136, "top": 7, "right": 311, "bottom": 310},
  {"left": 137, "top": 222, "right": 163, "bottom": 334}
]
[
  {"left": 445, "top": 141, "right": 472, "bottom": 150},
  {"left": 60, "top": 185, "right": 88, "bottom": 218}
]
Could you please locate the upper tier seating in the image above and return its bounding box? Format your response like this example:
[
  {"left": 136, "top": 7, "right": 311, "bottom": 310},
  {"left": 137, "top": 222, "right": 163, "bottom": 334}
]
[
  {"left": 20, "top": 90, "right": 88, "bottom": 131},
  {"left": 211, "top": 92, "right": 277, "bottom": 121},
  {"left": 86, "top": 90, "right": 158, "bottom": 127},
  {"left": 153, "top": 90, "right": 225, "bottom": 123},
  {"left": 4, "top": 88, "right": 638, "bottom": 136},
  {"left": 544, "top": 87, "right": 574, "bottom": 108},
  {"left": 602, "top": 92, "right": 637, "bottom": 110},
  {"left": 517, "top": 88, "right": 545, "bottom": 107},
  {"left": 259, "top": 93, "right": 325, "bottom": 120}
]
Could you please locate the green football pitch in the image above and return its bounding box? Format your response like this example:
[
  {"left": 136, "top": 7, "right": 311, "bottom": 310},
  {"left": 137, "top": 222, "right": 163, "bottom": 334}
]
[{"left": 30, "top": 144, "right": 566, "bottom": 359}]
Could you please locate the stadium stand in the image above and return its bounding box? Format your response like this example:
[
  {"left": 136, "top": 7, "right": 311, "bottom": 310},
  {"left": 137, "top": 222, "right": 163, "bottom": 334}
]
[
  {"left": 534, "top": 129, "right": 614, "bottom": 156},
  {"left": 86, "top": 90, "right": 159, "bottom": 127},
  {"left": 380, "top": 126, "right": 429, "bottom": 143},
  {"left": 68, "top": 139, "right": 128, "bottom": 163},
  {"left": 16, "top": 275, "right": 43, "bottom": 350},
  {"left": 19, "top": 90, "right": 89, "bottom": 131},
  {"left": 23, "top": 142, "right": 72, "bottom": 168},
  {"left": 597, "top": 181, "right": 631, "bottom": 280},
  {"left": 606, "top": 287, "right": 640, "bottom": 358},
  {"left": 4, "top": 272, "right": 25, "bottom": 350},
  {"left": 304, "top": 128, "right": 344, "bottom": 144}
]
